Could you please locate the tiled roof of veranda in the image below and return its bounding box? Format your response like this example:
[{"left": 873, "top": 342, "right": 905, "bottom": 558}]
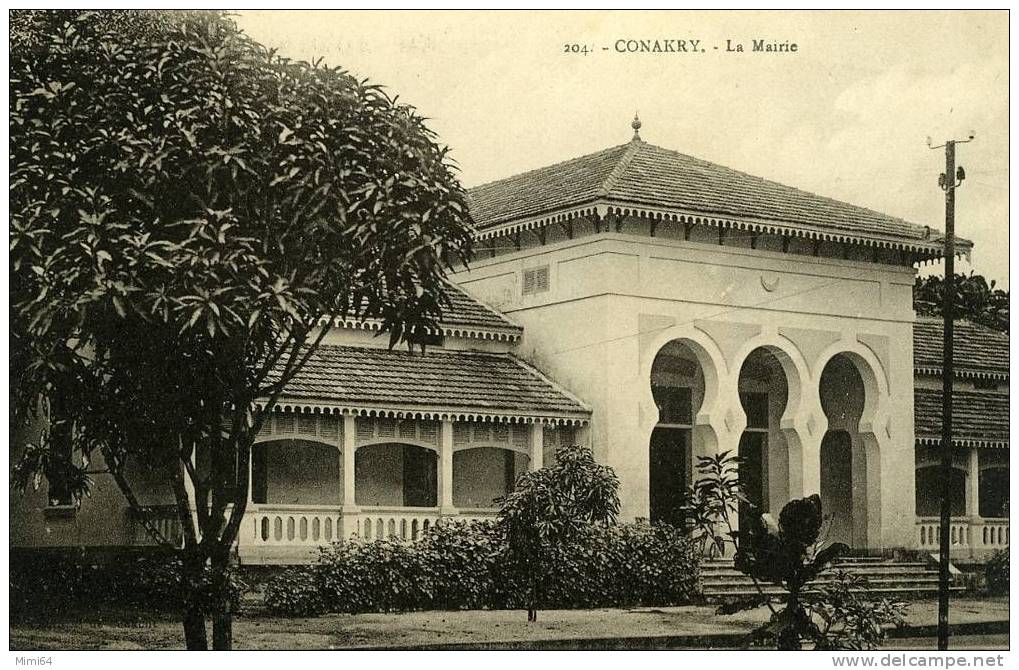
[
  {"left": 913, "top": 318, "right": 1009, "bottom": 380},
  {"left": 467, "top": 137, "right": 969, "bottom": 257},
  {"left": 268, "top": 344, "right": 590, "bottom": 424},
  {"left": 914, "top": 387, "right": 1009, "bottom": 448},
  {"left": 331, "top": 282, "right": 522, "bottom": 342}
]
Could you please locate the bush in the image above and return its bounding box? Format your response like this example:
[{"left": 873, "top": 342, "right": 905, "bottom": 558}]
[
  {"left": 263, "top": 519, "right": 700, "bottom": 616},
  {"left": 985, "top": 548, "right": 1009, "bottom": 595},
  {"left": 263, "top": 567, "right": 327, "bottom": 617},
  {"left": 540, "top": 523, "right": 699, "bottom": 609},
  {"left": 10, "top": 547, "right": 246, "bottom": 622},
  {"left": 11, "top": 548, "right": 177, "bottom": 620}
]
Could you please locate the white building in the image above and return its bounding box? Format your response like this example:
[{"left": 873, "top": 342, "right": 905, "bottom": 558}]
[{"left": 11, "top": 124, "right": 1008, "bottom": 563}]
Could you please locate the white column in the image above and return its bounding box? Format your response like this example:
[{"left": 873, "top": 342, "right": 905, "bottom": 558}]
[
  {"left": 967, "top": 447, "right": 981, "bottom": 518},
  {"left": 529, "top": 423, "right": 544, "bottom": 471},
  {"left": 340, "top": 415, "right": 360, "bottom": 538},
  {"left": 342, "top": 415, "right": 357, "bottom": 508},
  {"left": 246, "top": 445, "right": 254, "bottom": 505},
  {"left": 439, "top": 419, "right": 458, "bottom": 515}
]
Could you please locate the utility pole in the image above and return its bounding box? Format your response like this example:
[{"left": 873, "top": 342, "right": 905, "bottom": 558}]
[{"left": 928, "top": 132, "right": 973, "bottom": 650}]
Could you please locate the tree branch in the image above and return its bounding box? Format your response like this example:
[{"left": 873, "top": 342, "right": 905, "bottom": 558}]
[{"left": 100, "top": 445, "right": 170, "bottom": 547}]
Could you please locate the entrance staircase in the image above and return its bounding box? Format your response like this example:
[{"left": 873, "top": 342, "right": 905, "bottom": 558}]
[{"left": 701, "top": 555, "right": 964, "bottom": 600}]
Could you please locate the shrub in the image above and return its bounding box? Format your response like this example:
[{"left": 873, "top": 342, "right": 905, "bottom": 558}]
[
  {"left": 10, "top": 547, "right": 246, "bottom": 622},
  {"left": 263, "top": 519, "right": 700, "bottom": 616},
  {"left": 263, "top": 567, "right": 326, "bottom": 617},
  {"left": 499, "top": 444, "right": 620, "bottom": 620},
  {"left": 985, "top": 548, "right": 1009, "bottom": 595},
  {"left": 541, "top": 522, "right": 700, "bottom": 609},
  {"left": 419, "top": 520, "right": 511, "bottom": 611},
  {"left": 312, "top": 520, "right": 512, "bottom": 613}
]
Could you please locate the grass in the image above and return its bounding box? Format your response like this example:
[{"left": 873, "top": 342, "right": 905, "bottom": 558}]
[{"left": 10, "top": 597, "right": 1009, "bottom": 651}]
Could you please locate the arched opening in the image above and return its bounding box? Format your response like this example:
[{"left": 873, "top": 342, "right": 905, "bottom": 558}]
[
  {"left": 974, "top": 454, "right": 1006, "bottom": 517},
  {"left": 453, "top": 447, "right": 529, "bottom": 508},
  {"left": 818, "top": 353, "right": 870, "bottom": 547},
  {"left": 649, "top": 340, "right": 707, "bottom": 527},
  {"left": 737, "top": 347, "right": 791, "bottom": 532},
  {"left": 251, "top": 439, "right": 341, "bottom": 505},
  {"left": 355, "top": 443, "right": 437, "bottom": 507}
]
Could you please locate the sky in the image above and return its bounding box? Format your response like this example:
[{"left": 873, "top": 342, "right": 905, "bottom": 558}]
[{"left": 236, "top": 10, "right": 1009, "bottom": 287}]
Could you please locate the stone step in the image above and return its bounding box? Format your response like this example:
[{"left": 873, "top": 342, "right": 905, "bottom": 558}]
[
  {"left": 702, "top": 561, "right": 921, "bottom": 570},
  {"left": 701, "top": 566, "right": 934, "bottom": 578},
  {"left": 704, "top": 585, "right": 967, "bottom": 598},
  {"left": 699, "top": 553, "right": 957, "bottom": 601},
  {"left": 701, "top": 574, "right": 940, "bottom": 587},
  {"left": 705, "top": 570, "right": 941, "bottom": 586}
]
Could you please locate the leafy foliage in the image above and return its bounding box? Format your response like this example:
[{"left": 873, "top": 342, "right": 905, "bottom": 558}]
[
  {"left": 985, "top": 548, "right": 1009, "bottom": 596},
  {"left": 10, "top": 10, "right": 472, "bottom": 649},
  {"left": 808, "top": 571, "right": 908, "bottom": 651},
  {"left": 731, "top": 495, "right": 908, "bottom": 650},
  {"left": 264, "top": 519, "right": 700, "bottom": 616},
  {"left": 540, "top": 521, "right": 700, "bottom": 609},
  {"left": 736, "top": 495, "right": 847, "bottom": 592},
  {"left": 10, "top": 548, "right": 246, "bottom": 622},
  {"left": 262, "top": 567, "right": 327, "bottom": 618},
  {"left": 914, "top": 272, "right": 1008, "bottom": 333},
  {"left": 683, "top": 450, "right": 745, "bottom": 557},
  {"left": 498, "top": 444, "right": 620, "bottom": 620}
]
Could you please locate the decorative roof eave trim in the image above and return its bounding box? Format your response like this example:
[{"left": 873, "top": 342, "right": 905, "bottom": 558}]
[
  {"left": 916, "top": 436, "right": 1009, "bottom": 450},
  {"left": 316, "top": 315, "right": 522, "bottom": 342},
  {"left": 475, "top": 198, "right": 973, "bottom": 261},
  {"left": 915, "top": 366, "right": 1009, "bottom": 382},
  {"left": 254, "top": 399, "right": 591, "bottom": 427},
  {"left": 475, "top": 203, "right": 601, "bottom": 241}
]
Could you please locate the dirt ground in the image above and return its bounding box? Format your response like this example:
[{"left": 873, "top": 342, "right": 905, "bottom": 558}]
[{"left": 10, "top": 597, "right": 1009, "bottom": 651}]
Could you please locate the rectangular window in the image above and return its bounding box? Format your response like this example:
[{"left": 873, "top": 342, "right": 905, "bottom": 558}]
[
  {"left": 652, "top": 386, "right": 692, "bottom": 426},
  {"left": 522, "top": 265, "right": 550, "bottom": 295}
]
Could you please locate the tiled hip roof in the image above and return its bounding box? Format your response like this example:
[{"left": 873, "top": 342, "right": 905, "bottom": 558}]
[
  {"left": 268, "top": 344, "right": 589, "bottom": 424},
  {"left": 334, "top": 282, "right": 522, "bottom": 342},
  {"left": 914, "top": 388, "right": 1009, "bottom": 448},
  {"left": 468, "top": 139, "right": 969, "bottom": 255},
  {"left": 439, "top": 282, "right": 521, "bottom": 334}
]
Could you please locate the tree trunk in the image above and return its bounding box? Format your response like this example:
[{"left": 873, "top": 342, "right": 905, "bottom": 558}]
[
  {"left": 528, "top": 569, "right": 538, "bottom": 622},
  {"left": 211, "top": 549, "right": 234, "bottom": 650},
  {"left": 181, "top": 553, "right": 209, "bottom": 650},
  {"left": 212, "top": 606, "right": 232, "bottom": 650},
  {"left": 182, "top": 604, "right": 209, "bottom": 651}
]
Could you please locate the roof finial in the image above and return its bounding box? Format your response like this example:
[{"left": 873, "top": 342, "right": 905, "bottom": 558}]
[{"left": 631, "top": 112, "right": 642, "bottom": 141}]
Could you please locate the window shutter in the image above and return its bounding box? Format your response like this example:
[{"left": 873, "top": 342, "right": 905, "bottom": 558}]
[
  {"left": 522, "top": 265, "right": 550, "bottom": 295},
  {"left": 522, "top": 268, "right": 536, "bottom": 295},
  {"left": 535, "top": 266, "right": 550, "bottom": 292}
]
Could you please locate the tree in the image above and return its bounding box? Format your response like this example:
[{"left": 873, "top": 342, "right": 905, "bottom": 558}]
[
  {"left": 10, "top": 11, "right": 472, "bottom": 649},
  {"left": 915, "top": 272, "right": 1009, "bottom": 333},
  {"left": 498, "top": 444, "right": 620, "bottom": 621}
]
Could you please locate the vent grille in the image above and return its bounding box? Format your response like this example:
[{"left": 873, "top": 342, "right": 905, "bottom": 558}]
[{"left": 522, "top": 265, "right": 550, "bottom": 295}]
